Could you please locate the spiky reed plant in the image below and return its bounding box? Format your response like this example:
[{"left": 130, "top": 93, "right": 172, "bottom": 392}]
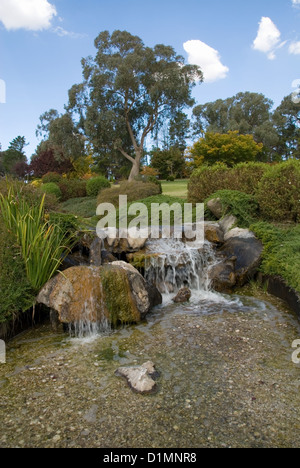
[{"left": 0, "top": 187, "right": 74, "bottom": 292}]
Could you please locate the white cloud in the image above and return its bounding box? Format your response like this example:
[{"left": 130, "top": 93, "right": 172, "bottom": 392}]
[
  {"left": 183, "top": 40, "right": 229, "bottom": 83},
  {"left": 292, "top": 0, "right": 300, "bottom": 5},
  {"left": 52, "top": 26, "right": 87, "bottom": 39},
  {"left": 289, "top": 41, "right": 300, "bottom": 54},
  {"left": 0, "top": 0, "right": 57, "bottom": 31},
  {"left": 252, "top": 17, "right": 282, "bottom": 60}
]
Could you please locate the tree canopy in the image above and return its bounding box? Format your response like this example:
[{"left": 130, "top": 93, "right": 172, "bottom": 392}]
[
  {"left": 187, "top": 131, "right": 263, "bottom": 168},
  {"left": 68, "top": 30, "right": 203, "bottom": 180}
]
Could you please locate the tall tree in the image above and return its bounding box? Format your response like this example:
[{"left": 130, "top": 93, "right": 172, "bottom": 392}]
[
  {"left": 273, "top": 95, "right": 300, "bottom": 160},
  {"left": 192, "top": 92, "right": 278, "bottom": 160},
  {"left": 36, "top": 110, "right": 86, "bottom": 162},
  {"left": 1, "top": 136, "right": 28, "bottom": 175},
  {"left": 68, "top": 30, "right": 203, "bottom": 180}
]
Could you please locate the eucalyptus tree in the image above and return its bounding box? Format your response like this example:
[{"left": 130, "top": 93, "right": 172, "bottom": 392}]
[{"left": 68, "top": 30, "right": 203, "bottom": 180}]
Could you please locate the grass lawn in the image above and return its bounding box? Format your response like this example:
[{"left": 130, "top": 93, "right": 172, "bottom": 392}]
[{"left": 161, "top": 179, "right": 188, "bottom": 199}]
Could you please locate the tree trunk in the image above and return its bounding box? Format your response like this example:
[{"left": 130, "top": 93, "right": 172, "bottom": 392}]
[{"left": 128, "top": 153, "right": 142, "bottom": 181}]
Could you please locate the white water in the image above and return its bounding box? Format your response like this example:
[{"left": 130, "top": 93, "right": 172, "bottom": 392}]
[{"left": 144, "top": 238, "right": 239, "bottom": 306}]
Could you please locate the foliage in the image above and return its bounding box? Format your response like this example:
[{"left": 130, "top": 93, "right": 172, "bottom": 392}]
[
  {"left": 86, "top": 176, "right": 111, "bottom": 197},
  {"left": 58, "top": 179, "right": 87, "bottom": 201},
  {"left": 272, "top": 96, "right": 300, "bottom": 160},
  {"left": 68, "top": 30, "right": 203, "bottom": 180},
  {"left": 0, "top": 188, "right": 74, "bottom": 292},
  {"left": 48, "top": 212, "right": 79, "bottom": 237},
  {"left": 0, "top": 216, "right": 34, "bottom": 323},
  {"left": 150, "top": 146, "right": 187, "bottom": 179},
  {"left": 30, "top": 147, "right": 73, "bottom": 178},
  {"left": 251, "top": 222, "right": 300, "bottom": 293},
  {"left": 41, "top": 182, "right": 62, "bottom": 201},
  {"left": 0, "top": 178, "right": 58, "bottom": 212},
  {"left": 188, "top": 162, "right": 267, "bottom": 203},
  {"left": 42, "top": 172, "right": 62, "bottom": 184},
  {"left": 0, "top": 136, "right": 28, "bottom": 176},
  {"left": 187, "top": 131, "right": 263, "bottom": 168},
  {"left": 59, "top": 197, "right": 98, "bottom": 219},
  {"left": 256, "top": 160, "right": 300, "bottom": 222},
  {"left": 192, "top": 92, "right": 278, "bottom": 161},
  {"left": 205, "top": 190, "right": 259, "bottom": 227},
  {"left": 36, "top": 110, "right": 86, "bottom": 162},
  {"left": 97, "top": 181, "right": 161, "bottom": 207}
]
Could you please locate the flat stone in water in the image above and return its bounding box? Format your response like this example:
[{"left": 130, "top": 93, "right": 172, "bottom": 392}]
[{"left": 115, "top": 361, "right": 158, "bottom": 394}]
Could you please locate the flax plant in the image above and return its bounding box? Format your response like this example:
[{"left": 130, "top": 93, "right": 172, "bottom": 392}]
[{"left": 0, "top": 187, "right": 74, "bottom": 292}]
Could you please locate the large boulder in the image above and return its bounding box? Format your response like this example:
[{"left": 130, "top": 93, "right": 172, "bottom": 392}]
[
  {"left": 219, "top": 235, "right": 263, "bottom": 286},
  {"left": 37, "top": 263, "right": 162, "bottom": 327},
  {"left": 209, "top": 257, "right": 237, "bottom": 293}
]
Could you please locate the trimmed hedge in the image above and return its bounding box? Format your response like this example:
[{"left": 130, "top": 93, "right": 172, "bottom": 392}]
[
  {"left": 58, "top": 179, "right": 87, "bottom": 201},
  {"left": 188, "top": 162, "right": 268, "bottom": 203},
  {"left": 256, "top": 160, "right": 300, "bottom": 222},
  {"left": 41, "top": 183, "right": 62, "bottom": 201}
]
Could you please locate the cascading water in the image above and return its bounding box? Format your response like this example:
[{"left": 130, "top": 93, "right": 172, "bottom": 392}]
[{"left": 144, "top": 237, "right": 220, "bottom": 303}]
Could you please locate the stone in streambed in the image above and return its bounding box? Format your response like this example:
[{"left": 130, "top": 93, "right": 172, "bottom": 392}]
[
  {"left": 172, "top": 288, "right": 192, "bottom": 303},
  {"left": 115, "top": 362, "right": 158, "bottom": 394}
]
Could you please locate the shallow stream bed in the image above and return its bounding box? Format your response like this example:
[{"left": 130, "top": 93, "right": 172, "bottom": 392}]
[{"left": 0, "top": 290, "right": 299, "bottom": 448}]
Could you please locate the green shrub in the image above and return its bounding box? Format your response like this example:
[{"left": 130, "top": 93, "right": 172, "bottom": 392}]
[
  {"left": 188, "top": 162, "right": 267, "bottom": 203},
  {"left": 0, "top": 188, "right": 74, "bottom": 292},
  {"left": 166, "top": 175, "right": 176, "bottom": 182},
  {"left": 0, "top": 216, "right": 35, "bottom": 323},
  {"left": 42, "top": 172, "right": 62, "bottom": 184},
  {"left": 256, "top": 160, "right": 300, "bottom": 222},
  {"left": 86, "top": 176, "right": 111, "bottom": 197},
  {"left": 188, "top": 164, "right": 230, "bottom": 203},
  {"left": 205, "top": 190, "right": 259, "bottom": 227},
  {"left": 97, "top": 181, "right": 161, "bottom": 207},
  {"left": 251, "top": 222, "right": 300, "bottom": 293},
  {"left": 58, "top": 179, "right": 87, "bottom": 201},
  {"left": 49, "top": 212, "right": 79, "bottom": 236},
  {"left": 41, "top": 182, "right": 62, "bottom": 201},
  {"left": 0, "top": 178, "right": 58, "bottom": 211}
]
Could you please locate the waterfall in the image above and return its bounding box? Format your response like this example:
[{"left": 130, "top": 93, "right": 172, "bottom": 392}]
[{"left": 144, "top": 238, "right": 218, "bottom": 301}]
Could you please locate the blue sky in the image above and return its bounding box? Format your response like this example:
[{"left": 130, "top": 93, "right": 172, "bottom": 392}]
[{"left": 0, "top": 0, "right": 299, "bottom": 159}]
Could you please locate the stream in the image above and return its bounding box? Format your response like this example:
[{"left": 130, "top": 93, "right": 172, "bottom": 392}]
[{"left": 0, "top": 239, "right": 299, "bottom": 448}]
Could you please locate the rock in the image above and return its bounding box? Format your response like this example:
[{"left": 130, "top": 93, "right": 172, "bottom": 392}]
[
  {"left": 219, "top": 215, "right": 238, "bottom": 235},
  {"left": 37, "top": 264, "right": 162, "bottom": 327},
  {"left": 224, "top": 228, "right": 255, "bottom": 242},
  {"left": 89, "top": 237, "right": 103, "bottom": 266},
  {"left": 172, "top": 288, "right": 192, "bottom": 303},
  {"left": 209, "top": 257, "right": 237, "bottom": 292},
  {"left": 101, "top": 250, "right": 118, "bottom": 264},
  {"left": 103, "top": 228, "right": 149, "bottom": 254},
  {"left": 115, "top": 361, "right": 159, "bottom": 394},
  {"left": 219, "top": 237, "right": 263, "bottom": 286},
  {"left": 204, "top": 224, "right": 224, "bottom": 244},
  {"left": 207, "top": 198, "right": 223, "bottom": 219}
]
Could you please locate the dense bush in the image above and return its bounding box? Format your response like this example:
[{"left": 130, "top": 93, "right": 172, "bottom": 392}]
[
  {"left": 42, "top": 172, "right": 62, "bottom": 184},
  {"left": 58, "top": 179, "right": 87, "bottom": 201},
  {"left": 188, "top": 162, "right": 270, "bottom": 203},
  {"left": 97, "top": 181, "right": 161, "bottom": 207},
  {"left": 0, "top": 178, "right": 58, "bottom": 211},
  {"left": 49, "top": 212, "right": 79, "bottom": 236},
  {"left": 0, "top": 216, "right": 34, "bottom": 323},
  {"left": 41, "top": 182, "right": 62, "bottom": 200},
  {"left": 188, "top": 164, "right": 231, "bottom": 203},
  {"left": 256, "top": 160, "right": 300, "bottom": 222},
  {"left": 205, "top": 190, "right": 259, "bottom": 227},
  {"left": 86, "top": 176, "right": 111, "bottom": 197},
  {"left": 251, "top": 222, "right": 300, "bottom": 293}
]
